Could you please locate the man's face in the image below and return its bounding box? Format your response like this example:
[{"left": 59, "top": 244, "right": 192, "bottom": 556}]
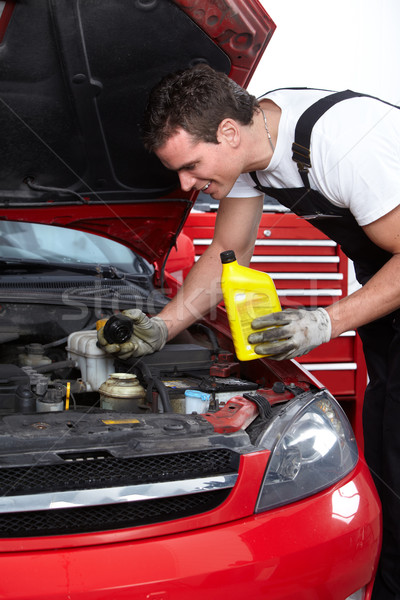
[{"left": 155, "top": 127, "right": 242, "bottom": 201}]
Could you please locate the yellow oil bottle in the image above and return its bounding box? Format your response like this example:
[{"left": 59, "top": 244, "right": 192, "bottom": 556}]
[{"left": 220, "top": 250, "right": 281, "bottom": 361}]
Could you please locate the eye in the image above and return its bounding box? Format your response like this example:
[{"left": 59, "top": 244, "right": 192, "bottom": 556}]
[{"left": 182, "top": 161, "right": 199, "bottom": 172}]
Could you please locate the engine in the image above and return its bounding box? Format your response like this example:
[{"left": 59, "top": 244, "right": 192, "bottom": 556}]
[{"left": 0, "top": 329, "right": 266, "bottom": 416}]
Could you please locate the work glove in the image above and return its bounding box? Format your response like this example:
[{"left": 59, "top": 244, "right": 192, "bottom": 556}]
[
  {"left": 97, "top": 309, "right": 168, "bottom": 359},
  {"left": 248, "top": 307, "right": 332, "bottom": 361}
]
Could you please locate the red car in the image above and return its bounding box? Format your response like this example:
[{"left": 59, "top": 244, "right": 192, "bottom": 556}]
[{"left": 0, "top": 1, "right": 380, "bottom": 599}]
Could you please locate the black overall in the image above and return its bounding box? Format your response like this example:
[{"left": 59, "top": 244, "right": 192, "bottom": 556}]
[{"left": 250, "top": 90, "right": 400, "bottom": 599}]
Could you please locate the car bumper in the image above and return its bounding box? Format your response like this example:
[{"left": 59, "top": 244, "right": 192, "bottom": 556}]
[{"left": 0, "top": 458, "right": 381, "bottom": 600}]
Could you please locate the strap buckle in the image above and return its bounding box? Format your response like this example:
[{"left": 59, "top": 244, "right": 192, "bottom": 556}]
[{"left": 292, "top": 142, "right": 311, "bottom": 170}]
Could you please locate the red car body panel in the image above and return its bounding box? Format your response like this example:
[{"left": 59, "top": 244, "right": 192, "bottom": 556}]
[
  {"left": 0, "top": 201, "right": 194, "bottom": 272},
  {"left": 176, "top": 0, "right": 276, "bottom": 86},
  {"left": 1, "top": 460, "right": 380, "bottom": 600}
]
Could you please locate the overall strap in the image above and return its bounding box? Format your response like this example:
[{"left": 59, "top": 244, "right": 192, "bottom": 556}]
[
  {"left": 292, "top": 90, "right": 365, "bottom": 187},
  {"left": 249, "top": 171, "right": 263, "bottom": 190}
]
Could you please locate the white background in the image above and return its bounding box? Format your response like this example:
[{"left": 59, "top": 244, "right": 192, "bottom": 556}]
[{"left": 249, "top": 0, "right": 400, "bottom": 105}]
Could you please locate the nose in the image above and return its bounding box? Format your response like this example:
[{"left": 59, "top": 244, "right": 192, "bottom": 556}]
[{"left": 178, "top": 171, "right": 197, "bottom": 192}]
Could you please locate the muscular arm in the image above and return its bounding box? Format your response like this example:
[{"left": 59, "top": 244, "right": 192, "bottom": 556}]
[
  {"left": 158, "top": 194, "right": 264, "bottom": 340},
  {"left": 327, "top": 204, "right": 400, "bottom": 336}
]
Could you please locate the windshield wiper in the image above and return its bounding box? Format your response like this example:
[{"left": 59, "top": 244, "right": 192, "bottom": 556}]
[{"left": 0, "top": 258, "right": 127, "bottom": 279}]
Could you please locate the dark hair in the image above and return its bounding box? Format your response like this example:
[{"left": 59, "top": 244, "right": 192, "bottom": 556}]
[{"left": 141, "top": 64, "right": 259, "bottom": 152}]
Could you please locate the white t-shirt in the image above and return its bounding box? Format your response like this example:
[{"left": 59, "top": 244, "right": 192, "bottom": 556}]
[{"left": 228, "top": 88, "right": 400, "bottom": 226}]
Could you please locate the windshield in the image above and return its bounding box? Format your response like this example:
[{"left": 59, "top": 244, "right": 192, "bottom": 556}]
[{"left": 0, "top": 221, "right": 152, "bottom": 275}]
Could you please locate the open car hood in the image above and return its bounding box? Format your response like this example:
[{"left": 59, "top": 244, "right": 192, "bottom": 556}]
[{"left": 0, "top": 0, "right": 275, "bottom": 265}]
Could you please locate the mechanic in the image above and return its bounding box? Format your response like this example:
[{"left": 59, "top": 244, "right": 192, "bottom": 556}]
[{"left": 98, "top": 64, "right": 400, "bottom": 599}]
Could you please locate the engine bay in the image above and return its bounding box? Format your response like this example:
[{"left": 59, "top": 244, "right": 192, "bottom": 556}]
[
  {"left": 0, "top": 299, "right": 305, "bottom": 427},
  {"left": 0, "top": 222, "right": 311, "bottom": 429}
]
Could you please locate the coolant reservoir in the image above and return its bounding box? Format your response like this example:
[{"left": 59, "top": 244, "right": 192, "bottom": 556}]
[
  {"left": 67, "top": 330, "right": 115, "bottom": 392},
  {"left": 99, "top": 373, "right": 146, "bottom": 412}
]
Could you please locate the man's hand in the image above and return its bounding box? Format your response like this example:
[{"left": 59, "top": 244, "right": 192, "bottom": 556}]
[
  {"left": 248, "top": 307, "right": 332, "bottom": 361},
  {"left": 97, "top": 309, "right": 168, "bottom": 359}
]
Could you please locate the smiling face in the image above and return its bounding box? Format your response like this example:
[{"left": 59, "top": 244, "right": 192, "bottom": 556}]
[{"left": 155, "top": 124, "right": 244, "bottom": 201}]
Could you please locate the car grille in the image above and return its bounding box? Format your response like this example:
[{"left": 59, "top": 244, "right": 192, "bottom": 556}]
[
  {"left": 0, "top": 490, "right": 230, "bottom": 537},
  {"left": 0, "top": 449, "right": 239, "bottom": 537},
  {"left": 0, "top": 449, "right": 237, "bottom": 495}
]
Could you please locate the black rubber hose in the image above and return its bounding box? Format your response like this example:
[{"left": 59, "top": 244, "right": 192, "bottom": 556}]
[
  {"left": 190, "top": 323, "right": 221, "bottom": 354},
  {"left": 35, "top": 360, "right": 76, "bottom": 373},
  {"left": 135, "top": 359, "right": 173, "bottom": 413}
]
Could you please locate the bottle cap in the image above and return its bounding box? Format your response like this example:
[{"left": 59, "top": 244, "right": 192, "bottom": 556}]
[
  {"left": 103, "top": 314, "right": 134, "bottom": 344},
  {"left": 220, "top": 250, "right": 236, "bottom": 264}
]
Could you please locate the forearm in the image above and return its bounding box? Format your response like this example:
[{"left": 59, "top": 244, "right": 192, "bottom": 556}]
[
  {"left": 326, "top": 254, "right": 400, "bottom": 337},
  {"left": 158, "top": 195, "right": 263, "bottom": 341},
  {"left": 158, "top": 245, "right": 224, "bottom": 341}
]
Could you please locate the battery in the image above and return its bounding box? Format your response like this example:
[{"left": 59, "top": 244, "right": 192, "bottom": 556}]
[{"left": 161, "top": 375, "right": 258, "bottom": 410}]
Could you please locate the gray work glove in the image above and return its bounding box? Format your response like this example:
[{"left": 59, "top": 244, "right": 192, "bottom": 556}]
[
  {"left": 248, "top": 307, "right": 332, "bottom": 361},
  {"left": 97, "top": 309, "right": 168, "bottom": 359}
]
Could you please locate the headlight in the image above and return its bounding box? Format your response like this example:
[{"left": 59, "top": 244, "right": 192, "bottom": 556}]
[{"left": 255, "top": 390, "right": 358, "bottom": 512}]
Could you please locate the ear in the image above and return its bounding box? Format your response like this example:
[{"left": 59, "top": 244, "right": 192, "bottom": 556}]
[{"left": 217, "top": 118, "right": 240, "bottom": 148}]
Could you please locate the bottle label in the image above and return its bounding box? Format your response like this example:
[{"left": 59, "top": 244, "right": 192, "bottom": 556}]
[{"left": 234, "top": 291, "right": 275, "bottom": 341}]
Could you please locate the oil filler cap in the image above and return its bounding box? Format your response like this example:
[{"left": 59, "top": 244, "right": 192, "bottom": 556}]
[{"left": 103, "top": 314, "right": 134, "bottom": 344}]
